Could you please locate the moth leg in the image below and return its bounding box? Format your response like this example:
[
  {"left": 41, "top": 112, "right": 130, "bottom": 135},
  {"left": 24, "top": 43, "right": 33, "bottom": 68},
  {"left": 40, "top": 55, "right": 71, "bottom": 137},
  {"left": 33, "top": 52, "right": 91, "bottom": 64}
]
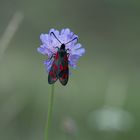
[
  {"left": 48, "top": 54, "right": 56, "bottom": 61},
  {"left": 67, "top": 53, "right": 70, "bottom": 58},
  {"left": 66, "top": 48, "right": 70, "bottom": 51}
]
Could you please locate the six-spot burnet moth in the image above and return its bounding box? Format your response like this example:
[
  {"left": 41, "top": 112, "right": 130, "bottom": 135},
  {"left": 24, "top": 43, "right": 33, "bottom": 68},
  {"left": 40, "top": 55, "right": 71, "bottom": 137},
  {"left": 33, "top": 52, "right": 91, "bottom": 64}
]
[{"left": 48, "top": 32, "right": 78, "bottom": 86}]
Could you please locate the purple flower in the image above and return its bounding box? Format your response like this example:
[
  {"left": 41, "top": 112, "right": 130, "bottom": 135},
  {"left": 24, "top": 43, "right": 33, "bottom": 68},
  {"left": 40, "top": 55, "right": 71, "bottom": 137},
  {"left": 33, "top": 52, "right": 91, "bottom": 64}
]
[{"left": 37, "top": 28, "right": 85, "bottom": 72}]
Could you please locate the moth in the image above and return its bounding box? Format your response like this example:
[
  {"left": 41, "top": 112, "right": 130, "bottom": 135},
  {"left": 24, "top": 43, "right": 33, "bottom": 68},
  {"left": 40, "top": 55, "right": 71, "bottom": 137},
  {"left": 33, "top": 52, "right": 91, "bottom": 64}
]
[{"left": 48, "top": 32, "right": 78, "bottom": 85}]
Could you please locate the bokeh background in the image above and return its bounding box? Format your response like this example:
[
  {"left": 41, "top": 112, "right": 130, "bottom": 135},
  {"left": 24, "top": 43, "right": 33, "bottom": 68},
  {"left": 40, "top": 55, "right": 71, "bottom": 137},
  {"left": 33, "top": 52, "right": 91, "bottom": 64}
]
[{"left": 0, "top": 0, "right": 140, "bottom": 140}]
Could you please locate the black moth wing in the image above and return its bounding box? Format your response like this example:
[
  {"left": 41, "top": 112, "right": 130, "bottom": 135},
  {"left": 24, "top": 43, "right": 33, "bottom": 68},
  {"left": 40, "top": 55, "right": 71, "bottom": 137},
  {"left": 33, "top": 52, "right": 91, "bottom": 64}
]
[
  {"left": 58, "top": 52, "right": 69, "bottom": 86},
  {"left": 48, "top": 58, "right": 58, "bottom": 84}
]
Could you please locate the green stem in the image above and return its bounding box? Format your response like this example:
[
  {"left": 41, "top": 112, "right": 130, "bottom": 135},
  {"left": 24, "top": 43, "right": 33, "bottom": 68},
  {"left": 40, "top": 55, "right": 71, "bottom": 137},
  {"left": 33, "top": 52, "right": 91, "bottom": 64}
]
[{"left": 45, "top": 84, "right": 55, "bottom": 140}]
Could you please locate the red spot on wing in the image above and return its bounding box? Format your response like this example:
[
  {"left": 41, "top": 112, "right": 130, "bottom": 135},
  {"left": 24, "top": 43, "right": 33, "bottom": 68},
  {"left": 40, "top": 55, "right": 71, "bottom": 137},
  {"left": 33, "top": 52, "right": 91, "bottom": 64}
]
[
  {"left": 49, "top": 71, "right": 54, "bottom": 76},
  {"left": 48, "top": 60, "right": 58, "bottom": 84},
  {"left": 52, "top": 77, "right": 57, "bottom": 81},
  {"left": 52, "top": 63, "right": 58, "bottom": 71},
  {"left": 63, "top": 66, "right": 68, "bottom": 70},
  {"left": 59, "top": 64, "right": 69, "bottom": 85},
  {"left": 49, "top": 70, "right": 55, "bottom": 78},
  {"left": 59, "top": 64, "right": 68, "bottom": 71},
  {"left": 62, "top": 74, "right": 68, "bottom": 79},
  {"left": 60, "top": 64, "right": 63, "bottom": 71},
  {"left": 64, "top": 55, "right": 68, "bottom": 62}
]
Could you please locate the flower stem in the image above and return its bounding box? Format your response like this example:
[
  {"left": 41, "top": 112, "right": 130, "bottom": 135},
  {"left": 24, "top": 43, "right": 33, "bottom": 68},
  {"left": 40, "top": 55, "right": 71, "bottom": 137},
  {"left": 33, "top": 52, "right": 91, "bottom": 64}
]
[{"left": 45, "top": 84, "right": 55, "bottom": 140}]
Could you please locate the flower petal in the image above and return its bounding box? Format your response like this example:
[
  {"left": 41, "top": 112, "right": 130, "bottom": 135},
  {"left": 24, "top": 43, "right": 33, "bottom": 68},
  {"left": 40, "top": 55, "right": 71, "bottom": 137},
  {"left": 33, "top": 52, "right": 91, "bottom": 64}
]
[
  {"left": 44, "top": 59, "right": 53, "bottom": 72},
  {"left": 40, "top": 34, "right": 49, "bottom": 44},
  {"left": 64, "top": 28, "right": 70, "bottom": 35},
  {"left": 69, "top": 43, "right": 81, "bottom": 50},
  {"left": 49, "top": 28, "right": 62, "bottom": 46},
  {"left": 61, "top": 29, "right": 65, "bottom": 34},
  {"left": 49, "top": 28, "right": 59, "bottom": 36},
  {"left": 69, "top": 61, "right": 77, "bottom": 68},
  {"left": 69, "top": 54, "right": 80, "bottom": 68},
  {"left": 71, "top": 48, "right": 85, "bottom": 56},
  {"left": 74, "top": 43, "right": 82, "bottom": 49},
  {"left": 69, "top": 54, "right": 80, "bottom": 62},
  {"left": 37, "top": 45, "right": 53, "bottom": 56},
  {"left": 60, "top": 28, "right": 72, "bottom": 43}
]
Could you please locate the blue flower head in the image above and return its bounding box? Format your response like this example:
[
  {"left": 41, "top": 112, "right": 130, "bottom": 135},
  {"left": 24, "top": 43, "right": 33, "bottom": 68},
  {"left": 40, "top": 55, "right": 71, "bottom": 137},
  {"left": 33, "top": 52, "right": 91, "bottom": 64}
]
[{"left": 37, "top": 28, "right": 85, "bottom": 72}]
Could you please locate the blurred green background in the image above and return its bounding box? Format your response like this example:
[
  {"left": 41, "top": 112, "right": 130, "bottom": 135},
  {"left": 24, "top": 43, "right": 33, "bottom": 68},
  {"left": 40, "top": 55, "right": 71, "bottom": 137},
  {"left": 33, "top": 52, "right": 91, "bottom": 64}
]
[{"left": 0, "top": 0, "right": 140, "bottom": 140}]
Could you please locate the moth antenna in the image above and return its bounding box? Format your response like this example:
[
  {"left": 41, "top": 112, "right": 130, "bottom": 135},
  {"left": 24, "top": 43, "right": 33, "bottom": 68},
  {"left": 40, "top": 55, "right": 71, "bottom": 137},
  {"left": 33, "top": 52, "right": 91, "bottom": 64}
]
[
  {"left": 50, "top": 32, "right": 62, "bottom": 44},
  {"left": 65, "top": 37, "right": 78, "bottom": 45}
]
